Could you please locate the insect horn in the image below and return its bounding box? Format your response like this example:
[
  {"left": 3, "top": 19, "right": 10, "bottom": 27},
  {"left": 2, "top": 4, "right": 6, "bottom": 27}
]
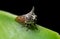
[
  {"left": 29, "top": 6, "right": 34, "bottom": 14},
  {"left": 28, "top": 6, "right": 37, "bottom": 20}
]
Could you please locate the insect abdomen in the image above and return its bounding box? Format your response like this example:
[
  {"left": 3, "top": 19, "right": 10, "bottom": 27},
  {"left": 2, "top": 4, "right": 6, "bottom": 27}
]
[{"left": 16, "top": 16, "right": 26, "bottom": 23}]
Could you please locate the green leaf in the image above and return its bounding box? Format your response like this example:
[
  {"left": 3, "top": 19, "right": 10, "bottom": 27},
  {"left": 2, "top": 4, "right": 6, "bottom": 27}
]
[{"left": 0, "top": 10, "right": 60, "bottom": 39}]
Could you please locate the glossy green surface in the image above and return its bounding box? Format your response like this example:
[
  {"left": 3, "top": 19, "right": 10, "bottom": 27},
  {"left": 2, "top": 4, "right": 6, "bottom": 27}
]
[{"left": 0, "top": 10, "right": 60, "bottom": 39}]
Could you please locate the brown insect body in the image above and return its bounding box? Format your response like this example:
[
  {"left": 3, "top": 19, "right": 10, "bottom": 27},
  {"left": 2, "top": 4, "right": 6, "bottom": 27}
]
[{"left": 16, "top": 16, "right": 26, "bottom": 24}]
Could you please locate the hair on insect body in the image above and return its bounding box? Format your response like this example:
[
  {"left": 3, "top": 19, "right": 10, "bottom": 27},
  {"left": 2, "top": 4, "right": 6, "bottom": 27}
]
[{"left": 16, "top": 6, "right": 38, "bottom": 30}]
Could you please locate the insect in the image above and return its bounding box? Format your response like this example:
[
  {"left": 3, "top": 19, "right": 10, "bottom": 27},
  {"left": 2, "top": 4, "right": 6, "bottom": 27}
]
[{"left": 16, "top": 6, "right": 38, "bottom": 30}]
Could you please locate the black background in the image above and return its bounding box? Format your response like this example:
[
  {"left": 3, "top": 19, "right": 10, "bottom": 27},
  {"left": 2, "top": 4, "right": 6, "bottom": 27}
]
[{"left": 0, "top": 0, "right": 60, "bottom": 34}]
